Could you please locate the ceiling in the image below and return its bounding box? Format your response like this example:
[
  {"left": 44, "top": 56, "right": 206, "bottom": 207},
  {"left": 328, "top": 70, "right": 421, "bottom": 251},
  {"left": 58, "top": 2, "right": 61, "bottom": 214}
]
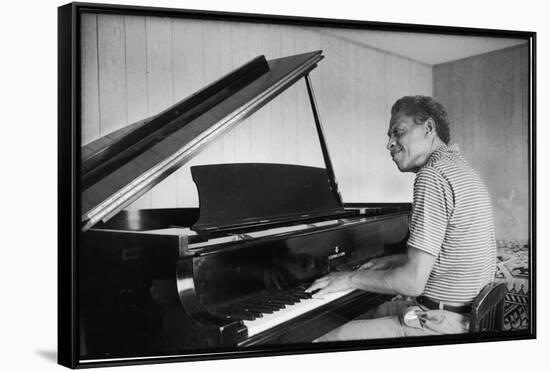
[{"left": 323, "top": 29, "right": 528, "bottom": 65}]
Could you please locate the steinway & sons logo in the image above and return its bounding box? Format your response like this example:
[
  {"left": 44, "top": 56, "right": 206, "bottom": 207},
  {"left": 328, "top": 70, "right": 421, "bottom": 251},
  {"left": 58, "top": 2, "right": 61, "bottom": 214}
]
[{"left": 328, "top": 245, "right": 346, "bottom": 260}]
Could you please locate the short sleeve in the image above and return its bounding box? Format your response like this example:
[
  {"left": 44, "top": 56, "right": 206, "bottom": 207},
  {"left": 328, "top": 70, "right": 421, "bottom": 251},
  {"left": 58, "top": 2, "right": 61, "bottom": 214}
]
[{"left": 407, "top": 167, "right": 453, "bottom": 256}]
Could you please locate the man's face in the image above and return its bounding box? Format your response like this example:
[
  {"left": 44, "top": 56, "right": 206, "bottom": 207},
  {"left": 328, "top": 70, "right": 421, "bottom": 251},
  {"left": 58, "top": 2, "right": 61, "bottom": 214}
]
[{"left": 386, "top": 114, "right": 433, "bottom": 173}]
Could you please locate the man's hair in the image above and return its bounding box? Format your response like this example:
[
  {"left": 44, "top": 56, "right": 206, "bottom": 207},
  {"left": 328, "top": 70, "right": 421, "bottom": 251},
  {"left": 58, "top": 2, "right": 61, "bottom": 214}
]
[{"left": 391, "top": 96, "right": 450, "bottom": 144}]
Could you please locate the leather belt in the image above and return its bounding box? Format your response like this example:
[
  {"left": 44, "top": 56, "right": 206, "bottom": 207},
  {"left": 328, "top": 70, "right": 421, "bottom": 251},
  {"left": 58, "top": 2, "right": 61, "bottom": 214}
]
[{"left": 416, "top": 296, "right": 471, "bottom": 314}]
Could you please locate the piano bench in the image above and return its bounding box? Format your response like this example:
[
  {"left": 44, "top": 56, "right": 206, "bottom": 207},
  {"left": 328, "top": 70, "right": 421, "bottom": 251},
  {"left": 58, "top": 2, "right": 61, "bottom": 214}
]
[{"left": 468, "top": 282, "right": 507, "bottom": 332}]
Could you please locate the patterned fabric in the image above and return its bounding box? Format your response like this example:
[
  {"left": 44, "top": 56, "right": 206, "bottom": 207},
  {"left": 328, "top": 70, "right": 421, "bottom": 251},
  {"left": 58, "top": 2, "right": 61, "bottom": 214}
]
[
  {"left": 496, "top": 239, "right": 530, "bottom": 330},
  {"left": 407, "top": 144, "right": 497, "bottom": 303}
]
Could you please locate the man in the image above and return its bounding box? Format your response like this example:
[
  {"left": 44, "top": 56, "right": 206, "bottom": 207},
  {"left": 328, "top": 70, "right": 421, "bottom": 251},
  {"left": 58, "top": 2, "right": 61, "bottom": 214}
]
[{"left": 308, "top": 96, "right": 496, "bottom": 340}]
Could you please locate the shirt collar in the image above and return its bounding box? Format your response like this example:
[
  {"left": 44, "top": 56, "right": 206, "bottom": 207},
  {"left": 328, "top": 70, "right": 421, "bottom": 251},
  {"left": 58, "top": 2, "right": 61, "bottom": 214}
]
[{"left": 424, "top": 143, "right": 460, "bottom": 167}]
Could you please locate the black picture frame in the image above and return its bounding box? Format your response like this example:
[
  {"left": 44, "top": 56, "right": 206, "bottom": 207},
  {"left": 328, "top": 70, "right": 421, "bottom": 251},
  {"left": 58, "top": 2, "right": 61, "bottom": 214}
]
[{"left": 58, "top": 2, "right": 536, "bottom": 368}]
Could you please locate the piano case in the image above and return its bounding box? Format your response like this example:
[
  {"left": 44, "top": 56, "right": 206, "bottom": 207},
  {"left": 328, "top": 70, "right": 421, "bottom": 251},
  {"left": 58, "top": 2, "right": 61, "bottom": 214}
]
[{"left": 79, "top": 50, "right": 411, "bottom": 360}]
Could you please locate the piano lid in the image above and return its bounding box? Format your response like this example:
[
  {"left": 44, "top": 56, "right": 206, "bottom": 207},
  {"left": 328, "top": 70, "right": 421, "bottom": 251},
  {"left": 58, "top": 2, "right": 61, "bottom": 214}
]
[{"left": 81, "top": 51, "right": 324, "bottom": 231}]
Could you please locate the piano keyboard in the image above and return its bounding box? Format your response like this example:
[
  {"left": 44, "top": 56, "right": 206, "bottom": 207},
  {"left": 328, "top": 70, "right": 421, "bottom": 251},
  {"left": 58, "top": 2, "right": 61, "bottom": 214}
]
[
  {"left": 243, "top": 289, "right": 356, "bottom": 337},
  {"left": 215, "top": 285, "right": 357, "bottom": 339}
]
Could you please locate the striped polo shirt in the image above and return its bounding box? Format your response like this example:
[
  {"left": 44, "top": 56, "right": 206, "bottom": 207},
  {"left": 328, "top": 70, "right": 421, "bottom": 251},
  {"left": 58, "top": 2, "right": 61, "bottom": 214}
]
[{"left": 407, "top": 144, "right": 496, "bottom": 304}]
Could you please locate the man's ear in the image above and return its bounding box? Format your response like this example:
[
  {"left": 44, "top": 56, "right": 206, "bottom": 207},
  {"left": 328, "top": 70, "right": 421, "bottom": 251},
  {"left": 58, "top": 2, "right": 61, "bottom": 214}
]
[{"left": 424, "top": 118, "right": 436, "bottom": 137}]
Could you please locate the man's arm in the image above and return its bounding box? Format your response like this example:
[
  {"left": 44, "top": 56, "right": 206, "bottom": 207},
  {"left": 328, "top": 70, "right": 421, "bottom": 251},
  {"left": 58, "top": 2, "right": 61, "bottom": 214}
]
[
  {"left": 359, "top": 253, "right": 408, "bottom": 271},
  {"left": 350, "top": 247, "right": 435, "bottom": 296},
  {"left": 306, "top": 247, "right": 435, "bottom": 297},
  {"left": 307, "top": 168, "right": 450, "bottom": 297}
]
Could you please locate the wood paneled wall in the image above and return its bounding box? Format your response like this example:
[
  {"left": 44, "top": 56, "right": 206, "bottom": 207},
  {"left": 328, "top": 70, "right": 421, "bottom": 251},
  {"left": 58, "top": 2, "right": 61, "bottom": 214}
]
[
  {"left": 434, "top": 44, "right": 529, "bottom": 240},
  {"left": 81, "top": 14, "right": 432, "bottom": 209}
]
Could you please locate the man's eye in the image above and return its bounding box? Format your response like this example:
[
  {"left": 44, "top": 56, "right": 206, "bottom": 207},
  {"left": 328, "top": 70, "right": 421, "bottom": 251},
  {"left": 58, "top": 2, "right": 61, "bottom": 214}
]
[{"left": 388, "top": 128, "right": 404, "bottom": 138}]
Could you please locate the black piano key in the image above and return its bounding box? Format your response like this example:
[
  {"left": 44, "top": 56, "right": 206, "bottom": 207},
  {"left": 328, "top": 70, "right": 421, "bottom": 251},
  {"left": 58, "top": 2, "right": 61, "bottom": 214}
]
[
  {"left": 228, "top": 308, "right": 265, "bottom": 320},
  {"left": 251, "top": 307, "right": 275, "bottom": 314},
  {"left": 266, "top": 291, "right": 300, "bottom": 304},
  {"left": 243, "top": 285, "right": 317, "bottom": 311},
  {"left": 286, "top": 289, "right": 308, "bottom": 300},
  {"left": 228, "top": 310, "right": 257, "bottom": 321},
  {"left": 247, "top": 295, "right": 288, "bottom": 307},
  {"left": 267, "top": 297, "right": 293, "bottom": 305},
  {"left": 254, "top": 300, "right": 286, "bottom": 309},
  {"left": 296, "top": 283, "right": 314, "bottom": 291},
  {"left": 288, "top": 288, "right": 312, "bottom": 299},
  {"left": 230, "top": 305, "right": 265, "bottom": 317},
  {"left": 237, "top": 301, "right": 277, "bottom": 313},
  {"left": 258, "top": 301, "right": 285, "bottom": 309},
  {"left": 280, "top": 292, "right": 302, "bottom": 303}
]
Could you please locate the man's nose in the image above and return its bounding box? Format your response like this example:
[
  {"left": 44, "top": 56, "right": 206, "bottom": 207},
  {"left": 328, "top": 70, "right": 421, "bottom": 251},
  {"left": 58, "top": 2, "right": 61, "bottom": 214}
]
[{"left": 386, "top": 137, "right": 395, "bottom": 151}]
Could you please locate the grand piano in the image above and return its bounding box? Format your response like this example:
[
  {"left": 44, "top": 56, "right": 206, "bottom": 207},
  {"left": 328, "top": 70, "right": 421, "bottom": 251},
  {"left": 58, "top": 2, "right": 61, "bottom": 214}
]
[{"left": 79, "top": 50, "right": 411, "bottom": 360}]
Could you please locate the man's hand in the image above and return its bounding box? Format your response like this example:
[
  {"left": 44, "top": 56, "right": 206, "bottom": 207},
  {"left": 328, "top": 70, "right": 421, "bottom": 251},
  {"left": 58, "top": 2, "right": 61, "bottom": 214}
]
[{"left": 305, "top": 271, "right": 354, "bottom": 296}]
